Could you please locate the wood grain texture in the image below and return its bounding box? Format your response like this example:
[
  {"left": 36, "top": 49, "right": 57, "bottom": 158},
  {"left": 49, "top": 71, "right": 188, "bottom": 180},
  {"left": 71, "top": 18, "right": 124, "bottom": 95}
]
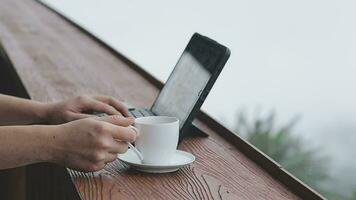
[
  {"left": 0, "top": 0, "right": 314, "bottom": 199},
  {"left": 68, "top": 136, "right": 299, "bottom": 200}
]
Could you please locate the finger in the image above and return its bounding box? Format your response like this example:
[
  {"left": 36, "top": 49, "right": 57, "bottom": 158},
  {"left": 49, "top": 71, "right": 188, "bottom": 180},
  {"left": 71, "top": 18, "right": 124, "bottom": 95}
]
[
  {"left": 105, "top": 153, "right": 119, "bottom": 163},
  {"left": 129, "top": 126, "right": 140, "bottom": 137},
  {"left": 99, "top": 123, "right": 136, "bottom": 142},
  {"left": 109, "top": 140, "right": 128, "bottom": 154},
  {"left": 111, "top": 126, "right": 137, "bottom": 142},
  {"left": 93, "top": 95, "right": 130, "bottom": 116},
  {"left": 84, "top": 98, "right": 120, "bottom": 115},
  {"left": 95, "top": 115, "right": 134, "bottom": 127},
  {"left": 66, "top": 112, "right": 93, "bottom": 121}
]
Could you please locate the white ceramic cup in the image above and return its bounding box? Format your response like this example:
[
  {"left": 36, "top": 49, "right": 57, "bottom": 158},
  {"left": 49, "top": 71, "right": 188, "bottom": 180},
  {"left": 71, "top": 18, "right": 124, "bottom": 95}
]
[{"left": 134, "top": 116, "right": 179, "bottom": 164}]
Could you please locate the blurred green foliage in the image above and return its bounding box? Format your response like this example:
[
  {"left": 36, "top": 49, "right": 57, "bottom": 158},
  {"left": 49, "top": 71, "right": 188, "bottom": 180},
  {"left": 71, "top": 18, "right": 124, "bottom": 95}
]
[{"left": 234, "top": 110, "right": 355, "bottom": 200}]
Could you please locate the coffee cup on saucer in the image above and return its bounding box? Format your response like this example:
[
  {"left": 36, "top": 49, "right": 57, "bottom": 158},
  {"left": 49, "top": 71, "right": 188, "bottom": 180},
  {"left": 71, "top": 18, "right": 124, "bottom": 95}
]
[{"left": 118, "top": 116, "right": 195, "bottom": 173}]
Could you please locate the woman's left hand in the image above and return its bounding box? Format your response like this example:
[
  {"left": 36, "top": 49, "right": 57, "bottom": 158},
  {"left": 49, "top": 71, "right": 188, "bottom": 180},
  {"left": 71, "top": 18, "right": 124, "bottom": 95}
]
[{"left": 44, "top": 95, "right": 130, "bottom": 124}]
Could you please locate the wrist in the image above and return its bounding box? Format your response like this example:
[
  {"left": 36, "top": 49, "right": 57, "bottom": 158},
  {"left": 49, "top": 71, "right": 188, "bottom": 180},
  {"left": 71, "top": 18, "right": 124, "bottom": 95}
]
[
  {"left": 38, "top": 103, "right": 56, "bottom": 124},
  {"left": 33, "top": 124, "right": 60, "bottom": 163},
  {"left": 36, "top": 102, "right": 55, "bottom": 124}
]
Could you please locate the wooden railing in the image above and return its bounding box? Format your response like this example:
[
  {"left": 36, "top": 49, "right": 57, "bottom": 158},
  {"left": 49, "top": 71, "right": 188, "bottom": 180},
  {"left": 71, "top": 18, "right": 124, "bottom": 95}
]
[{"left": 0, "top": 0, "right": 324, "bottom": 199}]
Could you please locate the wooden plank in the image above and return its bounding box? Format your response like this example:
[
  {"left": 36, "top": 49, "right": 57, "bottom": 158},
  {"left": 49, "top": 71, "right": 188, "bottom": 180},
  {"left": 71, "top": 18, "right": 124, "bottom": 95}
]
[{"left": 0, "top": 0, "right": 322, "bottom": 199}]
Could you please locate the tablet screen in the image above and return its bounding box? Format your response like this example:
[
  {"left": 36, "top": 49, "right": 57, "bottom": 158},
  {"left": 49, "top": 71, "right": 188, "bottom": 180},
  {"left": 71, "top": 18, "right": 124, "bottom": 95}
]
[{"left": 151, "top": 34, "right": 226, "bottom": 128}]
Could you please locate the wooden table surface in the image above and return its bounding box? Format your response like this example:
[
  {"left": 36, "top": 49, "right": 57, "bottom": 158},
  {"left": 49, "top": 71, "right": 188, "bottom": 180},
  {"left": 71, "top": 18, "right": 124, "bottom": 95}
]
[{"left": 0, "top": 0, "right": 323, "bottom": 199}]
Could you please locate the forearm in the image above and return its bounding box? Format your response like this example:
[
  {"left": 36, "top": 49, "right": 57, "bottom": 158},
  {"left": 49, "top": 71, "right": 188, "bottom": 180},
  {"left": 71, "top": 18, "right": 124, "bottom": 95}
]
[
  {"left": 0, "top": 125, "right": 54, "bottom": 169},
  {"left": 0, "top": 94, "right": 49, "bottom": 125}
]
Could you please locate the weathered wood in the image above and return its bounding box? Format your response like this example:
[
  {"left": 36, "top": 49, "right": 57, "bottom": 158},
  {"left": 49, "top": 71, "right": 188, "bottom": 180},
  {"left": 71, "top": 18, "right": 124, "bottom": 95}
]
[{"left": 0, "top": 0, "right": 321, "bottom": 199}]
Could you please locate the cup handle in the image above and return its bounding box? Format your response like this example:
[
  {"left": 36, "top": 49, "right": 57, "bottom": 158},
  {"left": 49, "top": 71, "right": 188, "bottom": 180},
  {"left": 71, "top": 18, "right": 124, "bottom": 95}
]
[
  {"left": 126, "top": 143, "right": 143, "bottom": 161},
  {"left": 127, "top": 126, "right": 143, "bottom": 160}
]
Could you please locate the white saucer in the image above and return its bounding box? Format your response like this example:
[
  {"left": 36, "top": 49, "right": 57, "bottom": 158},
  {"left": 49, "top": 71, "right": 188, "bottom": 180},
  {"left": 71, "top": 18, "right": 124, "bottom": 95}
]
[{"left": 118, "top": 149, "right": 195, "bottom": 173}]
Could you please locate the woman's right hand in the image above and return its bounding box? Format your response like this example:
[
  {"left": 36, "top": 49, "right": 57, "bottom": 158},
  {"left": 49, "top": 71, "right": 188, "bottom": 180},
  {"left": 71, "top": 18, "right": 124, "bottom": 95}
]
[{"left": 47, "top": 115, "right": 136, "bottom": 172}]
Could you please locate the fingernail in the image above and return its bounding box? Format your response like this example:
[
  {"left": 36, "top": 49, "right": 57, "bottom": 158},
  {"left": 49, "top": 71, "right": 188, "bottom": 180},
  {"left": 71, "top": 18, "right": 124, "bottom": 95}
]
[
  {"left": 127, "top": 116, "right": 135, "bottom": 120},
  {"left": 129, "top": 126, "right": 140, "bottom": 137}
]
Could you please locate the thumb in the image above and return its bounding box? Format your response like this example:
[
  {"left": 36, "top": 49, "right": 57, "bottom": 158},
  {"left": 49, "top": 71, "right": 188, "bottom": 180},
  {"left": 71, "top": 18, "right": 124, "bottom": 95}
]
[{"left": 94, "top": 115, "right": 135, "bottom": 127}]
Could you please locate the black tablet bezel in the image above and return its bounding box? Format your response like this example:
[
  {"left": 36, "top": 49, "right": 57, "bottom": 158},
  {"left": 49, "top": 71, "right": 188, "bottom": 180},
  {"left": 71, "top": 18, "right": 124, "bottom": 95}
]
[{"left": 150, "top": 33, "right": 231, "bottom": 141}]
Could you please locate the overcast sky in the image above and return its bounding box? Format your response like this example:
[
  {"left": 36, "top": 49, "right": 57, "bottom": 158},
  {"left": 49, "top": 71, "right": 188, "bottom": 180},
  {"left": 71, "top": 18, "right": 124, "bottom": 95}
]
[{"left": 42, "top": 0, "right": 356, "bottom": 195}]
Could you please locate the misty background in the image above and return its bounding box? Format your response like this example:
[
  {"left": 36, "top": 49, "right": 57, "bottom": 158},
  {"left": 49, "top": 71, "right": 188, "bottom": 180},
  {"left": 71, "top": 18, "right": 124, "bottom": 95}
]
[{"left": 42, "top": 0, "right": 356, "bottom": 198}]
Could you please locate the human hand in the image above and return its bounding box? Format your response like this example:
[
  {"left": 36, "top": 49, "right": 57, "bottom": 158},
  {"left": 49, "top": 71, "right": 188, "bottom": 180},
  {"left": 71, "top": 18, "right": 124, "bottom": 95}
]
[
  {"left": 45, "top": 95, "right": 130, "bottom": 124},
  {"left": 47, "top": 115, "right": 136, "bottom": 172}
]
